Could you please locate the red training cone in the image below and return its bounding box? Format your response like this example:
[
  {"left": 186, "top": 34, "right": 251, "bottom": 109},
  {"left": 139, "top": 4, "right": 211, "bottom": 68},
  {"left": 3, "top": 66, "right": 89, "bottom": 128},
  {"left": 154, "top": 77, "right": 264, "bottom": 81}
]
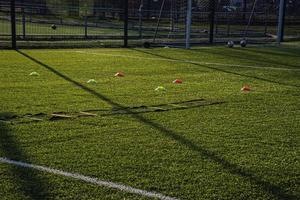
[
  {"left": 173, "top": 79, "right": 183, "bottom": 84},
  {"left": 241, "top": 84, "right": 251, "bottom": 92}
]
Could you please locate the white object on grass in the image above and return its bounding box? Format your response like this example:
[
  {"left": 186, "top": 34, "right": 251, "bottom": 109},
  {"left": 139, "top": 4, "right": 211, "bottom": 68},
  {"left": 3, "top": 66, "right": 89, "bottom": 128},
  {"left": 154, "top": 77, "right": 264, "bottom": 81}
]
[
  {"left": 155, "top": 86, "right": 166, "bottom": 91},
  {"left": 87, "top": 79, "right": 97, "bottom": 84},
  {"left": 227, "top": 41, "right": 234, "bottom": 48},
  {"left": 29, "top": 72, "right": 39, "bottom": 76}
]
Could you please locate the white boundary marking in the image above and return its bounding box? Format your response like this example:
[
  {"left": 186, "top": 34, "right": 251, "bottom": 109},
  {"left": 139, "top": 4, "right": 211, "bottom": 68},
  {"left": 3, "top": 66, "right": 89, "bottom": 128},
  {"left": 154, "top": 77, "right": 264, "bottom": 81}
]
[
  {"left": 0, "top": 157, "right": 178, "bottom": 200},
  {"left": 71, "top": 50, "right": 300, "bottom": 71}
]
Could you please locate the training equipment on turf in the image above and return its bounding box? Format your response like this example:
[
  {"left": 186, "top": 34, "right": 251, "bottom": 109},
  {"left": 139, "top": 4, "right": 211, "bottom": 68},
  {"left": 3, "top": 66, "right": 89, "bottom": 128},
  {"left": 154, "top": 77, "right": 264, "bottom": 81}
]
[
  {"left": 29, "top": 72, "right": 39, "bottom": 76},
  {"left": 79, "top": 111, "right": 97, "bottom": 117},
  {"left": 87, "top": 79, "right": 97, "bottom": 84},
  {"left": 50, "top": 113, "right": 73, "bottom": 120},
  {"left": 240, "top": 39, "right": 247, "bottom": 47},
  {"left": 51, "top": 24, "right": 57, "bottom": 30},
  {"left": 114, "top": 72, "right": 124, "bottom": 77},
  {"left": 173, "top": 79, "right": 183, "bottom": 84},
  {"left": 241, "top": 85, "right": 251, "bottom": 92},
  {"left": 227, "top": 41, "right": 234, "bottom": 48},
  {"left": 155, "top": 86, "right": 166, "bottom": 91}
]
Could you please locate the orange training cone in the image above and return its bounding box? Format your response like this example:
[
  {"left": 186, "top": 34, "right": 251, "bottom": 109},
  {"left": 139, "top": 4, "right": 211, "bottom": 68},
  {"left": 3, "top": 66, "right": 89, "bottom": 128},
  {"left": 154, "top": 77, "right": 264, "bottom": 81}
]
[
  {"left": 173, "top": 79, "right": 183, "bottom": 84},
  {"left": 115, "top": 72, "right": 124, "bottom": 77},
  {"left": 241, "top": 84, "right": 251, "bottom": 92}
]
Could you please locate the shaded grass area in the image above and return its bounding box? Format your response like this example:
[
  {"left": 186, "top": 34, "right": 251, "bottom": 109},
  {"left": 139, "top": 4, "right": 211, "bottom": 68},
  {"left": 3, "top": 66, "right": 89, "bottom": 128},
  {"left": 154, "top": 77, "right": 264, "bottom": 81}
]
[
  {"left": 0, "top": 43, "right": 299, "bottom": 199},
  {"left": 0, "top": 122, "right": 50, "bottom": 199},
  {"left": 0, "top": 122, "right": 151, "bottom": 200}
]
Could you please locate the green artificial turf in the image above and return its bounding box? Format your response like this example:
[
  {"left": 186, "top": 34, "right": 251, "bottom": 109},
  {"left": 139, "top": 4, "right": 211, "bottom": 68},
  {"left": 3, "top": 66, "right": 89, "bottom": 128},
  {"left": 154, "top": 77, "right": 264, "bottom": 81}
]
[{"left": 0, "top": 43, "right": 299, "bottom": 200}]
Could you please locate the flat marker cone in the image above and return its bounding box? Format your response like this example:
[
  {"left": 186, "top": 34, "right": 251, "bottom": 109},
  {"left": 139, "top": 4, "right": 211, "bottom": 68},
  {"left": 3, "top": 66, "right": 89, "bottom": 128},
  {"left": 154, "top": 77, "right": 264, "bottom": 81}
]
[
  {"left": 173, "top": 79, "right": 183, "bottom": 84},
  {"left": 114, "top": 72, "right": 124, "bottom": 77},
  {"left": 241, "top": 85, "right": 251, "bottom": 92},
  {"left": 87, "top": 79, "right": 97, "bottom": 84},
  {"left": 155, "top": 86, "right": 166, "bottom": 91},
  {"left": 29, "top": 72, "right": 39, "bottom": 76}
]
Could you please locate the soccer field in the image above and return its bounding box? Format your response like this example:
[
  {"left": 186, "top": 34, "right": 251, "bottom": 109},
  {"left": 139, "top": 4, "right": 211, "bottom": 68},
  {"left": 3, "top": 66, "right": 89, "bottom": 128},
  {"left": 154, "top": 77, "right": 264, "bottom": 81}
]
[{"left": 0, "top": 43, "right": 299, "bottom": 199}]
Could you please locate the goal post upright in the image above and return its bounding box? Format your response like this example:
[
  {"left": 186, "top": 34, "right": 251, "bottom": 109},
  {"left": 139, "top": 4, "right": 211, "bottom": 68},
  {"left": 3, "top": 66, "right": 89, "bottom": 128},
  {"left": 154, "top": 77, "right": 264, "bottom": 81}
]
[{"left": 185, "top": 0, "right": 192, "bottom": 49}]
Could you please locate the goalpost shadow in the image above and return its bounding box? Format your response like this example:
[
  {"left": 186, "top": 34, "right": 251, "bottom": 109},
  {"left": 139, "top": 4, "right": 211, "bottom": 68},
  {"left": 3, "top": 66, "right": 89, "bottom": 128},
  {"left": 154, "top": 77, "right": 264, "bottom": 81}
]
[{"left": 0, "top": 121, "right": 50, "bottom": 199}]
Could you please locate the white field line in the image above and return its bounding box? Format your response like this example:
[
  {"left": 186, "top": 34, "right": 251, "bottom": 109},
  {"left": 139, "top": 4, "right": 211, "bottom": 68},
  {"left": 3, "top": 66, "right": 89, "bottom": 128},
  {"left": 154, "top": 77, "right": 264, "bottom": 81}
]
[
  {"left": 72, "top": 50, "right": 300, "bottom": 71},
  {"left": 0, "top": 157, "right": 178, "bottom": 200}
]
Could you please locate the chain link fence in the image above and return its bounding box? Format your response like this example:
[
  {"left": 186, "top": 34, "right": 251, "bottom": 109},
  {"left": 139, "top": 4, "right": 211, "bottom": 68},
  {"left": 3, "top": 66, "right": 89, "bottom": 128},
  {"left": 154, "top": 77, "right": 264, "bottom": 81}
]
[{"left": 0, "top": 0, "right": 299, "bottom": 48}]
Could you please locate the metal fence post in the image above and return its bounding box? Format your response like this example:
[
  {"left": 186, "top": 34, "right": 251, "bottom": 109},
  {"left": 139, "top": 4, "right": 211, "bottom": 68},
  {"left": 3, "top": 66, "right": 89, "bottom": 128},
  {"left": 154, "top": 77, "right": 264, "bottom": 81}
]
[
  {"left": 22, "top": 5, "right": 26, "bottom": 39},
  {"left": 264, "top": 7, "right": 268, "bottom": 36},
  {"left": 277, "top": 0, "right": 286, "bottom": 43},
  {"left": 124, "top": 0, "right": 128, "bottom": 47},
  {"left": 243, "top": 0, "right": 247, "bottom": 20},
  {"left": 209, "top": 0, "right": 216, "bottom": 44},
  {"left": 146, "top": 0, "right": 151, "bottom": 19},
  {"left": 185, "top": 0, "right": 192, "bottom": 49},
  {"left": 10, "top": 0, "right": 16, "bottom": 49},
  {"left": 84, "top": 16, "right": 88, "bottom": 38},
  {"left": 226, "top": 12, "right": 230, "bottom": 37}
]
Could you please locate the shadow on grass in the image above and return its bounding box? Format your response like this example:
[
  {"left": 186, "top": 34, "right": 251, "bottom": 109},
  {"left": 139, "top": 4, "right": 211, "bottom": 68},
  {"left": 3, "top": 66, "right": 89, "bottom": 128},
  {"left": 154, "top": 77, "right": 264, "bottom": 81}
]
[
  {"left": 16, "top": 50, "right": 298, "bottom": 200},
  {"left": 219, "top": 48, "right": 300, "bottom": 70},
  {"left": 0, "top": 121, "right": 49, "bottom": 199},
  {"left": 132, "top": 48, "right": 300, "bottom": 88},
  {"left": 186, "top": 46, "right": 300, "bottom": 70},
  {"left": 241, "top": 47, "right": 300, "bottom": 59}
]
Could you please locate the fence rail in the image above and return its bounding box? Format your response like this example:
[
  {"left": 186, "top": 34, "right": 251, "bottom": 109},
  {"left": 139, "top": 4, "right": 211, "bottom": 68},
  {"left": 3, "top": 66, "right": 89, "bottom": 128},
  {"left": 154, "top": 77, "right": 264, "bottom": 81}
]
[{"left": 0, "top": 0, "right": 299, "bottom": 49}]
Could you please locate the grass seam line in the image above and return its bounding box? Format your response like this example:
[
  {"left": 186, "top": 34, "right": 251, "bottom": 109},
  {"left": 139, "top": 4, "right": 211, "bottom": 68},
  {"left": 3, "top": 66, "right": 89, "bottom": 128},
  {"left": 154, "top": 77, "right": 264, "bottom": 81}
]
[
  {"left": 72, "top": 50, "right": 300, "bottom": 71},
  {"left": 0, "top": 157, "right": 179, "bottom": 200}
]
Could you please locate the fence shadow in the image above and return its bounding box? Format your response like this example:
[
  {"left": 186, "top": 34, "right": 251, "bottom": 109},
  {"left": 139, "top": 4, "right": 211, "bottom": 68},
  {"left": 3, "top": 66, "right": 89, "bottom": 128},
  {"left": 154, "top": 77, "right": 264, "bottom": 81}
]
[
  {"left": 241, "top": 47, "right": 300, "bottom": 59},
  {"left": 16, "top": 50, "right": 298, "bottom": 200},
  {"left": 0, "top": 121, "right": 49, "bottom": 199},
  {"left": 131, "top": 48, "right": 300, "bottom": 88},
  {"left": 212, "top": 48, "right": 300, "bottom": 70}
]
